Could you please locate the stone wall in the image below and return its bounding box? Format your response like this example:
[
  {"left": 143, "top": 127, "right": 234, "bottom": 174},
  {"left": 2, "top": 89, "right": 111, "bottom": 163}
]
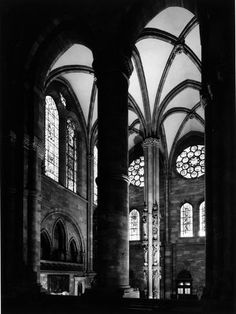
[
  {"left": 165, "top": 167, "right": 205, "bottom": 299},
  {"left": 41, "top": 175, "right": 88, "bottom": 263}
]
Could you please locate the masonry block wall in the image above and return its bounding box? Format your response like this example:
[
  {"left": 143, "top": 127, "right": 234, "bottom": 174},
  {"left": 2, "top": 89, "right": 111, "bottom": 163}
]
[
  {"left": 41, "top": 176, "right": 88, "bottom": 258},
  {"left": 40, "top": 173, "right": 88, "bottom": 295},
  {"left": 164, "top": 167, "right": 205, "bottom": 299}
]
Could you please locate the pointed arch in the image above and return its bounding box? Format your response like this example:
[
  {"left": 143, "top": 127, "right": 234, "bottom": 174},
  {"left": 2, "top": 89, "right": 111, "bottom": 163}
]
[
  {"left": 68, "top": 238, "right": 79, "bottom": 263},
  {"left": 53, "top": 219, "right": 66, "bottom": 261},
  {"left": 41, "top": 230, "right": 51, "bottom": 260}
]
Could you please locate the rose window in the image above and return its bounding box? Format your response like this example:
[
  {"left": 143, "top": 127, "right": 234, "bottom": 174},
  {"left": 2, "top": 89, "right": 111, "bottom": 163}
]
[
  {"left": 128, "top": 156, "right": 144, "bottom": 187},
  {"left": 176, "top": 145, "right": 205, "bottom": 179}
]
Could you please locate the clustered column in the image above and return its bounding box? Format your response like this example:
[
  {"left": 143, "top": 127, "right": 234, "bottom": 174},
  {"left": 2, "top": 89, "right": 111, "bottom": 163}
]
[
  {"left": 142, "top": 138, "right": 161, "bottom": 299},
  {"left": 93, "top": 51, "right": 133, "bottom": 296}
]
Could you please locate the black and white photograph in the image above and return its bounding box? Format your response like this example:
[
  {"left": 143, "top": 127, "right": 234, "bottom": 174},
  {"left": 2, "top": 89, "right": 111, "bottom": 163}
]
[{"left": 0, "top": 0, "right": 235, "bottom": 313}]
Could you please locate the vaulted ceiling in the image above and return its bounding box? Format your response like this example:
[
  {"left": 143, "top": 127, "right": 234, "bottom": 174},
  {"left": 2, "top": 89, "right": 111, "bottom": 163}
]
[{"left": 47, "top": 6, "right": 203, "bottom": 160}]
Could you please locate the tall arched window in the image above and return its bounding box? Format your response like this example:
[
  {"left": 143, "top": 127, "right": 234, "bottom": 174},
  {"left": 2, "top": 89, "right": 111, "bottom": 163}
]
[
  {"left": 199, "top": 201, "right": 205, "bottom": 237},
  {"left": 66, "top": 119, "right": 77, "bottom": 192},
  {"left": 180, "top": 203, "right": 193, "bottom": 237},
  {"left": 45, "top": 95, "right": 59, "bottom": 181},
  {"left": 94, "top": 145, "right": 98, "bottom": 204},
  {"left": 129, "top": 209, "right": 140, "bottom": 241},
  {"left": 53, "top": 221, "right": 66, "bottom": 261},
  {"left": 41, "top": 231, "right": 51, "bottom": 260}
]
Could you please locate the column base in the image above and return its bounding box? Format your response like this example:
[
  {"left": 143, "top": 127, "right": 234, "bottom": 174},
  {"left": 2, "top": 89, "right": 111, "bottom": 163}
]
[{"left": 123, "top": 288, "right": 140, "bottom": 298}]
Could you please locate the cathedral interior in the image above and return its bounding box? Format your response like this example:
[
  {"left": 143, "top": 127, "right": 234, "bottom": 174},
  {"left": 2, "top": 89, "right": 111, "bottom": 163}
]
[{"left": 1, "top": 0, "right": 235, "bottom": 313}]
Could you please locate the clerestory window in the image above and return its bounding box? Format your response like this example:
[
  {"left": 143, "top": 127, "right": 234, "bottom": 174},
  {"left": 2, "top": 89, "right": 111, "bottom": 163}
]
[
  {"left": 176, "top": 145, "right": 205, "bottom": 179},
  {"left": 128, "top": 156, "right": 145, "bottom": 187},
  {"left": 66, "top": 119, "right": 77, "bottom": 192},
  {"left": 45, "top": 95, "right": 59, "bottom": 181}
]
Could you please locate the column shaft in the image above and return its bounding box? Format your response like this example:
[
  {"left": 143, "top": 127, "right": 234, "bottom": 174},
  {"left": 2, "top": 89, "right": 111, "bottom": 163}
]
[
  {"left": 143, "top": 138, "right": 161, "bottom": 299},
  {"left": 199, "top": 1, "right": 235, "bottom": 309},
  {"left": 94, "top": 54, "right": 133, "bottom": 294}
]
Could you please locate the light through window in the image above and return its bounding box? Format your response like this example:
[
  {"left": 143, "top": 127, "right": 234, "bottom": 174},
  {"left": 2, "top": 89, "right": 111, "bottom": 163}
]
[
  {"left": 45, "top": 95, "right": 59, "bottom": 181},
  {"left": 177, "top": 282, "right": 191, "bottom": 295},
  {"left": 66, "top": 119, "right": 77, "bottom": 192},
  {"left": 129, "top": 209, "right": 140, "bottom": 241},
  {"left": 180, "top": 203, "right": 193, "bottom": 237},
  {"left": 176, "top": 145, "right": 205, "bottom": 179},
  {"left": 128, "top": 156, "right": 144, "bottom": 187},
  {"left": 60, "top": 93, "right": 66, "bottom": 107},
  {"left": 199, "top": 201, "right": 205, "bottom": 237}
]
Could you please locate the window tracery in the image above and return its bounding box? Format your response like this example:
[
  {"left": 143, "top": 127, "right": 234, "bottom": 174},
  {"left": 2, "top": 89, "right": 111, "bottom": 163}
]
[
  {"left": 45, "top": 95, "right": 59, "bottom": 181},
  {"left": 176, "top": 145, "right": 205, "bottom": 179},
  {"left": 66, "top": 119, "right": 77, "bottom": 192},
  {"left": 129, "top": 209, "right": 140, "bottom": 241},
  {"left": 180, "top": 203, "right": 193, "bottom": 237},
  {"left": 128, "top": 156, "right": 145, "bottom": 187}
]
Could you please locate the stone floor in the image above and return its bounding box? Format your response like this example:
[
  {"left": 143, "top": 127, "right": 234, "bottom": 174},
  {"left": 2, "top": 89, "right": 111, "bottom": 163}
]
[{"left": 2, "top": 295, "right": 234, "bottom": 314}]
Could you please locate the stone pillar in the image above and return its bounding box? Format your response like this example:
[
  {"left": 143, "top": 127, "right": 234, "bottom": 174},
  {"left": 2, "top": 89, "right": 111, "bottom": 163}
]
[
  {"left": 198, "top": 1, "right": 235, "bottom": 311},
  {"left": 143, "top": 138, "right": 161, "bottom": 299},
  {"left": 92, "top": 50, "right": 133, "bottom": 297},
  {"left": 24, "top": 135, "right": 44, "bottom": 287},
  {"left": 87, "top": 153, "right": 94, "bottom": 273},
  {"left": 2, "top": 131, "right": 19, "bottom": 296}
]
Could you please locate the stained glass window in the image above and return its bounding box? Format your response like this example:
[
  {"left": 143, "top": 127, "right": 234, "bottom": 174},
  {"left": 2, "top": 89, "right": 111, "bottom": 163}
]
[
  {"left": 128, "top": 156, "right": 145, "bottom": 187},
  {"left": 60, "top": 93, "right": 66, "bottom": 107},
  {"left": 45, "top": 95, "right": 59, "bottom": 181},
  {"left": 66, "top": 119, "right": 77, "bottom": 192},
  {"left": 199, "top": 201, "right": 205, "bottom": 237},
  {"left": 94, "top": 145, "right": 98, "bottom": 204},
  {"left": 129, "top": 209, "right": 140, "bottom": 241},
  {"left": 180, "top": 203, "right": 193, "bottom": 237},
  {"left": 176, "top": 145, "right": 205, "bottom": 179}
]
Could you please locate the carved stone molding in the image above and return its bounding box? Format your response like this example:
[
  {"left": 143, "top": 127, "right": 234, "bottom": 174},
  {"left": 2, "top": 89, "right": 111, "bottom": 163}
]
[
  {"left": 173, "top": 39, "right": 185, "bottom": 55},
  {"left": 142, "top": 211, "right": 148, "bottom": 240},
  {"left": 142, "top": 241, "right": 148, "bottom": 266},
  {"left": 142, "top": 137, "right": 160, "bottom": 149}
]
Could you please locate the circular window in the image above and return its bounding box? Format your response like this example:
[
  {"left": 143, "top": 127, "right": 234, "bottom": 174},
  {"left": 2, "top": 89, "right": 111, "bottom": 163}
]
[
  {"left": 176, "top": 145, "right": 205, "bottom": 179},
  {"left": 128, "top": 156, "right": 144, "bottom": 187}
]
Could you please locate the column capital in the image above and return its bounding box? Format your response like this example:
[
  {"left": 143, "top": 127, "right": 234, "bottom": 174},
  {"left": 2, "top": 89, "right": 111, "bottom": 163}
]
[
  {"left": 93, "top": 51, "right": 133, "bottom": 80},
  {"left": 142, "top": 137, "right": 160, "bottom": 149}
]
